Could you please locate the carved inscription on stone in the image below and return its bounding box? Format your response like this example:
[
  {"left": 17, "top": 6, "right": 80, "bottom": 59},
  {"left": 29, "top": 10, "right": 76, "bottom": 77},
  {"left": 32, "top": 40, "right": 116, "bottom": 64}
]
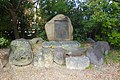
[{"left": 54, "top": 20, "right": 69, "bottom": 40}]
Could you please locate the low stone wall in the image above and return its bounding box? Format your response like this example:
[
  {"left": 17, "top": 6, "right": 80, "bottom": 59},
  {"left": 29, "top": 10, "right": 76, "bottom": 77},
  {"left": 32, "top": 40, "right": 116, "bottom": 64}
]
[
  {"left": 31, "top": 40, "right": 89, "bottom": 70},
  {"left": 3, "top": 38, "right": 110, "bottom": 71}
]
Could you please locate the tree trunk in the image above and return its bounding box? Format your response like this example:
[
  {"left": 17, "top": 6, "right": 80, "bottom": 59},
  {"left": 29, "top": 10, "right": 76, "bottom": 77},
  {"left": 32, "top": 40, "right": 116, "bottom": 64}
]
[
  {"left": 12, "top": 15, "right": 20, "bottom": 39},
  {"left": 8, "top": 3, "right": 20, "bottom": 39}
]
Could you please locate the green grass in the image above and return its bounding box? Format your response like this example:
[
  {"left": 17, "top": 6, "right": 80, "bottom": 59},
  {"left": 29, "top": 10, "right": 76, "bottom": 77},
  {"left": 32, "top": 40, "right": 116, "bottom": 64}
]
[
  {"left": 86, "top": 64, "right": 94, "bottom": 69},
  {"left": 80, "top": 43, "right": 85, "bottom": 48},
  {"left": 104, "top": 50, "right": 120, "bottom": 64}
]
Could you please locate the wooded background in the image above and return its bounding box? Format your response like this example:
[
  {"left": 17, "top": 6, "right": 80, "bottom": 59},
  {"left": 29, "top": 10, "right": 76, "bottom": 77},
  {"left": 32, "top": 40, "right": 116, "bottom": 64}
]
[{"left": 0, "top": 0, "right": 120, "bottom": 47}]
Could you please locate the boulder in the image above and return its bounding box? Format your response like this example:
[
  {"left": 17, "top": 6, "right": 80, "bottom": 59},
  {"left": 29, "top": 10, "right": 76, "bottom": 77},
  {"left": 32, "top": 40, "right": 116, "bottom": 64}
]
[
  {"left": 32, "top": 44, "right": 44, "bottom": 67},
  {"left": 93, "top": 41, "right": 110, "bottom": 55},
  {"left": 9, "top": 39, "right": 33, "bottom": 66},
  {"left": 60, "top": 41, "right": 81, "bottom": 50},
  {"left": 29, "top": 38, "right": 44, "bottom": 45},
  {"left": 53, "top": 48, "right": 66, "bottom": 65},
  {"left": 66, "top": 55, "right": 90, "bottom": 70},
  {"left": 32, "top": 42, "right": 43, "bottom": 55},
  {"left": 0, "top": 50, "right": 9, "bottom": 69},
  {"left": 86, "top": 38, "right": 95, "bottom": 43},
  {"left": 29, "top": 38, "right": 43, "bottom": 54},
  {"left": 86, "top": 47, "right": 104, "bottom": 65},
  {"left": 86, "top": 41, "right": 110, "bottom": 65},
  {"left": 33, "top": 52, "right": 44, "bottom": 67},
  {"left": 42, "top": 48, "right": 53, "bottom": 67},
  {"left": 45, "top": 14, "right": 73, "bottom": 41},
  {"left": 42, "top": 41, "right": 61, "bottom": 48},
  {"left": 66, "top": 47, "right": 86, "bottom": 56}
]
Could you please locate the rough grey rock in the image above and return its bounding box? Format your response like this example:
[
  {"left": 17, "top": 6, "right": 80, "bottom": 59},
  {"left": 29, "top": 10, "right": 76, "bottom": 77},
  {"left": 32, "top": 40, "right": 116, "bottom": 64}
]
[
  {"left": 60, "top": 41, "right": 81, "bottom": 50},
  {"left": 86, "top": 38, "right": 95, "bottom": 43},
  {"left": 9, "top": 39, "right": 33, "bottom": 66},
  {"left": 45, "top": 14, "right": 73, "bottom": 41},
  {"left": 29, "top": 38, "right": 44, "bottom": 45},
  {"left": 53, "top": 48, "right": 66, "bottom": 65},
  {"left": 86, "top": 41, "right": 110, "bottom": 65},
  {"left": 86, "top": 47, "right": 104, "bottom": 65},
  {"left": 42, "top": 48, "right": 53, "bottom": 67},
  {"left": 66, "top": 47, "right": 86, "bottom": 56},
  {"left": 42, "top": 41, "right": 61, "bottom": 48},
  {"left": 66, "top": 55, "right": 90, "bottom": 70},
  {"left": 33, "top": 52, "right": 44, "bottom": 67},
  {"left": 0, "top": 50, "right": 9, "bottom": 69},
  {"left": 32, "top": 43, "right": 43, "bottom": 55},
  {"left": 93, "top": 41, "right": 110, "bottom": 55}
]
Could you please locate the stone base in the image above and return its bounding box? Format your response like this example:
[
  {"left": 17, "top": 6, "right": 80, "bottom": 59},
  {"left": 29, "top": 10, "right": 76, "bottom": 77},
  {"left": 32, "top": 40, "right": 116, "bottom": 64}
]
[
  {"left": 66, "top": 55, "right": 90, "bottom": 70},
  {"left": 9, "top": 39, "right": 110, "bottom": 70}
]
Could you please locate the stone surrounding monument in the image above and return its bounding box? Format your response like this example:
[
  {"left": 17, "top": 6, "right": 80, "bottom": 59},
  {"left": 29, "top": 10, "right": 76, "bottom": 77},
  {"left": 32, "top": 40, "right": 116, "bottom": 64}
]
[
  {"left": 42, "top": 48, "right": 54, "bottom": 67},
  {"left": 86, "top": 41, "right": 110, "bottom": 65},
  {"left": 45, "top": 14, "right": 73, "bottom": 41},
  {"left": 53, "top": 47, "right": 66, "bottom": 65},
  {"left": 9, "top": 39, "right": 33, "bottom": 66},
  {"left": 29, "top": 38, "right": 44, "bottom": 45},
  {"left": 66, "top": 55, "right": 90, "bottom": 70}
]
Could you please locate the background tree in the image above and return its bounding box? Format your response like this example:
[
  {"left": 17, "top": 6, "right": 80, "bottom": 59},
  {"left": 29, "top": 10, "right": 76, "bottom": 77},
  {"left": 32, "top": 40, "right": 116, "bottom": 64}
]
[
  {"left": 33, "top": 0, "right": 76, "bottom": 40},
  {"left": 81, "top": 0, "right": 120, "bottom": 46},
  {"left": 0, "top": 0, "right": 120, "bottom": 47},
  {"left": 0, "top": 0, "right": 34, "bottom": 39}
]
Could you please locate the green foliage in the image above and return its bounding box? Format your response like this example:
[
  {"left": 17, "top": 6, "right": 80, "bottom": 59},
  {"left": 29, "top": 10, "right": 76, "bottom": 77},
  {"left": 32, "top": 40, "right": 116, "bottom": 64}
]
[
  {"left": 0, "top": 37, "right": 10, "bottom": 48},
  {"left": 104, "top": 50, "right": 120, "bottom": 64},
  {"left": 0, "top": 0, "right": 120, "bottom": 48},
  {"left": 108, "top": 31, "right": 120, "bottom": 47},
  {"left": 34, "top": 0, "right": 76, "bottom": 40},
  {"left": 37, "top": 0, "right": 76, "bottom": 20},
  {"left": 68, "top": 2, "right": 88, "bottom": 42},
  {"left": 81, "top": 0, "right": 120, "bottom": 47},
  {"left": 36, "top": 28, "right": 48, "bottom": 41}
]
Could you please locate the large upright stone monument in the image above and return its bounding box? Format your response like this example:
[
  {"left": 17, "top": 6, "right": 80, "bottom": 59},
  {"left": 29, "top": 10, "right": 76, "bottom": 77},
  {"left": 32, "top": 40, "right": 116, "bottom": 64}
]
[{"left": 45, "top": 14, "right": 73, "bottom": 41}]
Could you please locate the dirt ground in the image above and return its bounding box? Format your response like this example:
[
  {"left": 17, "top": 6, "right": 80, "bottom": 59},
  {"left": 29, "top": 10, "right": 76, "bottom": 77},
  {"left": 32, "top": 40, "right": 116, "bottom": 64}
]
[{"left": 0, "top": 49, "right": 120, "bottom": 80}]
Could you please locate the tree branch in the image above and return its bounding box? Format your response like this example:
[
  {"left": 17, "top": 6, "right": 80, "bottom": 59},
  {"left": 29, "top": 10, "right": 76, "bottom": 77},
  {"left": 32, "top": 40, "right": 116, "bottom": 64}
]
[
  {"left": 4, "top": 6, "right": 9, "bottom": 11},
  {"left": 15, "top": 0, "right": 23, "bottom": 11}
]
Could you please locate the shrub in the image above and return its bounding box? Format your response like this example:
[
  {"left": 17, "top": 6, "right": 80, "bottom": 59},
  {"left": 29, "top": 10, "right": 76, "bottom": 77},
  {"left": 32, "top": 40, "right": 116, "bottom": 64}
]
[{"left": 0, "top": 37, "right": 10, "bottom": 48}]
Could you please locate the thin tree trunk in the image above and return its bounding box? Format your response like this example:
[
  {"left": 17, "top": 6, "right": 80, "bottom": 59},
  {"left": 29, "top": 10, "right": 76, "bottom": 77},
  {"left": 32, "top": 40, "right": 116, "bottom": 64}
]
[
  {"left": 8, "top": 3, "right": 20, "bottom": 39},
  {"left": 12, "top": 15, "right": 20, "bottom": 39}
]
